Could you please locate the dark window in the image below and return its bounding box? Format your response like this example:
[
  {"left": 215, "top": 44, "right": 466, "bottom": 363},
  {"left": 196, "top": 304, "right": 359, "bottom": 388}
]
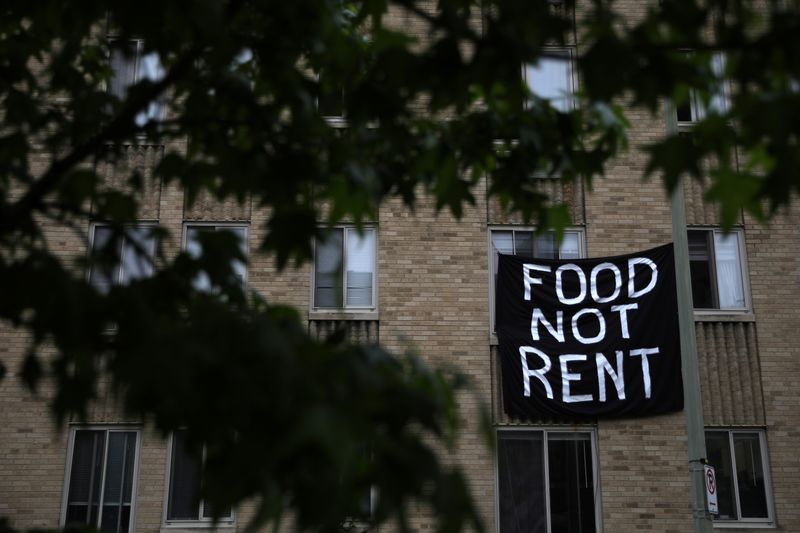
[
  {"left": 109, "top": 39, "right": 165, "bottom": 126},
  {"left": 705, "top": 430, "right": 771, "bottom": 522},
  {"left": 88, "top": 225, "right": 155, "bottom": 293},
  {"left": 184, "top": 225, "right": 248, "bottom": 291},
  {"left": 167, "top": 430, "right": 232, "bottom": 522},
  {"left": 497, "top": 431, "right": 597, "bottom": 533},
  {"left": 687, "top": 229, "right": 746, "bottom": 310},
  {"left": 64, "top": 430, "right": 138, "bottom": 533}
]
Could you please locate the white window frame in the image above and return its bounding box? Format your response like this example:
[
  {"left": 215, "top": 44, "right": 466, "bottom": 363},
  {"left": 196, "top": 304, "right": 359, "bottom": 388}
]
[
  {"left": 87, "top": 222, "right": 157, "bottom": 290},
  {"left": 705, "top": 429, "right": 774, "bottom": 527},
  {"left": 494, "top": 427, "right": 602, "bottom": 533},
  {"left": 488, "top": 226, "right": 585, "bottom": 337},
  {"left": 687, "top": 226, "right": 751, "bottom": 315},
  {"left": 60, "top": 425, "right": 142, "bottom": 533},
  {"left": 162, "top": 431, "right": 235, "bottom": 528},
  {"left": 311, "top": 225, "right": 378, "bottom": 316},
  {"left": 523, "top": 47, "right": 577, "bottom": 113},
  {"left": 182, "top": 222, "right": 249, "bottom": 289}
]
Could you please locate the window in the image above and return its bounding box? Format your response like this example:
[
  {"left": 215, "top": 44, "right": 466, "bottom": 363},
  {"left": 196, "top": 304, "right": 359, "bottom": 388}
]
[
  {"left": 490, "top": 228, "right": 583, "bottom": 329},
  {"left": 109, "top": 39, "right": 165, "bottom": 126},
  {"left": 676, "top": 52, "right": 728, "bottom": 125},
  {"left": 687, "top": 228, "right": 747, "bottom": 310},
  {"left": 497, "top": 430, "right": 598, "bottom": 533},
  {"left": 62, "top": 428, "right": 139, "bottom": 533},
  {"left": 317, "top": 69, "right": 345, "bottom": 120},
  {"left": 705, "top": 430, "right": 773, "bottom": 524},
  {"left": 313, "top": 227, "right": 376, "bottom": 310},
  {"left": 165, "top": 430, "right": 233, "bottom": 524},
  {"left": 184, "top": 224, "right": 248, "bottom": 291},
  {"left": 88, "top": 224, "right": 156, "bottom": 293},
  {"left": 524, "top": 49, "right": 575, "bottom": 112}
]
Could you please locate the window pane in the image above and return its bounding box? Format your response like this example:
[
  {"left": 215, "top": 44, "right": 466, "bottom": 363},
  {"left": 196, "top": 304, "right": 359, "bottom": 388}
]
[
  {"left": 705, "top": 431, "right": 737, "bottom": 519},
  {"left": 314, "top": 229, "right": 343, "bottom": 308},
  {"left": 136, "top": 51, "right": 166, "bottom": 126},
  {"left": 559, "top": 233, "right": 581, "bottom": 259},
  {"left": 548, "top": 434, "right": 596, "bottom": 533},
  {"left": 733, "top": 433, "right": 769, "bottom": 519},
  {"left": 525, "top": 53, "right": 572, "bottom": 112},
  {"left": 688, "top": 231, "right": 715, "bottom": 308},
  {"left": 497, "top": 432, "right": 546, "bottom": 533},
  {"left": 713, "top": 232, "right": 745, "bottom": 309},
  {"left": 345, "top": 228, "right": 375, "bottom": 307},
  {"left": 318, "top": 70, "right": 345, "bottom": 118},
  {"left": 120, "top": 227, "right": 154, "bottom": 283},
  {"left": 89, "top": 226, "right": 122, "bottom": 292},
  {"left": 109, "top": 41, "right": 139, "bottom": 100},
  {"left": 514, "top": 231, "right": 534, "bottom": 257},
  {"left": 66, "top": 431, "right": 105, "bottom": 526},
  {"left": 534, "top": 233, "right": 556, "bottom": 259},
  {"left": 168, "top": 431, "right": 202, "bottom": 520},
  {"left": 226, "top": 227, "right": 248, "bottom": 286}
]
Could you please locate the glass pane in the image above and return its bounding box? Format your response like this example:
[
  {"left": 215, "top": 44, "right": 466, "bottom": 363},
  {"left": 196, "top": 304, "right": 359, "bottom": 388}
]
[
  {"left": 514, "top": 231, "right": 535, "bottom": 257},
  {"left": 314, "top": 230, "right": 343, "bottom": 308},
  {"left": 705, "top": 431, "right": 737, "bottom": 519},
  {"left": 135, "top": 51, "right": 166, "bottom": 126},
  {"left": 676, "top": 100, "right": 693, "bottom": 122},
  {"left": 525, "top": 53, "right": 572, "bottom": 112},
  {"left": 688, "top": 231, "right": 714, "bottom": 308},
  {"left": 708, "top": 53, "right": 729, "bottom": 114},
  {"left": 186, "top": 227, "right": 212, "bottom": 291},
  {"left": 66, "top": 431, "right": 105, "bottom": 526},
  {"left": 548, "top": 433, "right": 596, "bottom": 533},
  {"left": 89, "top": 226, "right": 122, "bottom": 292},
  {"left": 120, "top": 227, "right": 154, "bottom": 283},
  {"left": 346, "top": 228, "right": 375, "bottom": 307},
  {"left": 103, "top": 434, "right": 126, "bottom": 505},
  {"left": 109, "top": 41, "right": 139, "bottom": 100},
  {"left": 168, "top": 431, "right": 202, "bottom": 520},
  {"left": 99, "top": 505, "right": 120, "bottom": 533},
  {"left": 733, "top": 433, "right": 769, "bottom": 519},
  {"left": 713, "top": 232, "right": 745, "bottom": 309},
  {"left": 497, "top": 432, "right": 546, "bottom": 533},
  {"left": 559, "top": 233, "right": 581, "bottom": 259},
  {"left": 226, "top": 227, "right": 248, "bottom": 286},
  {"left": 534, "top": 233, "right": 556, "bottom": 259}
]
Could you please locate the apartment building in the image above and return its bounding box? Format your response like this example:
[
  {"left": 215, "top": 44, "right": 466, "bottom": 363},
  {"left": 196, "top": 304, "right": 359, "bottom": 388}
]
[{"left": 1, "top": 3, "right": 799, "bottom": 533}]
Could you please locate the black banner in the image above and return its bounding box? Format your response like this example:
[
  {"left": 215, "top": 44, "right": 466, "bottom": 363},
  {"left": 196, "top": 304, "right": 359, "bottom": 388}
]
[{"left": 496, "top": 243, "right": 683, "bottom": 420}]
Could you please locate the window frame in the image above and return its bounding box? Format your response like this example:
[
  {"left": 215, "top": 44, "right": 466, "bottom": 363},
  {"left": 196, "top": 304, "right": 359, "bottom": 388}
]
[
  {"left": 162, "top": 431, "right": 235, "bottom": 528},
  {"left": 494, "top": 427, "right": 602, "bottom": 533},
  {"left": 59, "top": 425, "right": 142, "bottom": 533},
  {"left": 522, "top": 47, "right": 577, "bottom": 113},
  {"left": 488, "top": 226, "right": 585, "bottom": 337},
  {"left": 87, "top": 222, "right": 157, "bottom": 291},
  {"left": 182, "top": 222, "right": 250, "bottom": 290},
  {"left": 704, "top": 428, "right": 775, "bottom": 527},
  {"left": 310, "top": 225, "right": 378, "bottom": 316},
  {"left": 687, "top": 226, "right": 751, "bottom": 315}
]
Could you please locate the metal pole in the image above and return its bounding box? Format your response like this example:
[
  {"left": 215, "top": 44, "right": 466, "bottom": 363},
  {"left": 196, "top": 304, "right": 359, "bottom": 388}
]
[{"left": 664, "top": 99, "right": 713, "bottom": 533}]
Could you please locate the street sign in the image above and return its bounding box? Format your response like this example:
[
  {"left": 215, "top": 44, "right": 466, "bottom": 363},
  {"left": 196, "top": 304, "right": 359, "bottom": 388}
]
[{"left": 704, "top": 464, "right": 718, "bottom": 514}]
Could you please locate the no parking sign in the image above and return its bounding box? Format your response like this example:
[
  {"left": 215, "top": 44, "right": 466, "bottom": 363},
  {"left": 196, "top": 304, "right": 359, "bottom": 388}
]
[{"left": 704, "top": 464, "right": 718, "bottom": 514}]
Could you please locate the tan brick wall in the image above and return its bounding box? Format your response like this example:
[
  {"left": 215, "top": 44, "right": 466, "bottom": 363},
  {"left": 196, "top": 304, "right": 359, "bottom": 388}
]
[{"left": 3, "top": 2, "right": 800, "bottom": 533}]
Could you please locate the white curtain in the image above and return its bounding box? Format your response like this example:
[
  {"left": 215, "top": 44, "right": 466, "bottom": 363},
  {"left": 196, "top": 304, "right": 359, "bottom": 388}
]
[{"left": 714, "top": 232, "right": 745, "bottom": 308}]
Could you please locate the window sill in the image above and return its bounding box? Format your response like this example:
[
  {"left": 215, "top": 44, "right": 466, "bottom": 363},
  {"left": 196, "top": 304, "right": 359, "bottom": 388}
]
[
  {"left": 712, "top": 520, "right": 775, "bottom": 529},
  {"left": 694, "top": 311, "right": 755, "bottom": 322},
  {"left": 161, "top": 520, "right": 235, "bottom": 530},
  {"left": 309, "top": 309, "right": 379, "bottom": 321}
]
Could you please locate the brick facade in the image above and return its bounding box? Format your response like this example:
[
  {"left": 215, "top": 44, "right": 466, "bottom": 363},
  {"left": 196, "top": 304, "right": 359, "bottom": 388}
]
[{"left": 1, "top": 2, "right": 799, "bottom": 532}]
